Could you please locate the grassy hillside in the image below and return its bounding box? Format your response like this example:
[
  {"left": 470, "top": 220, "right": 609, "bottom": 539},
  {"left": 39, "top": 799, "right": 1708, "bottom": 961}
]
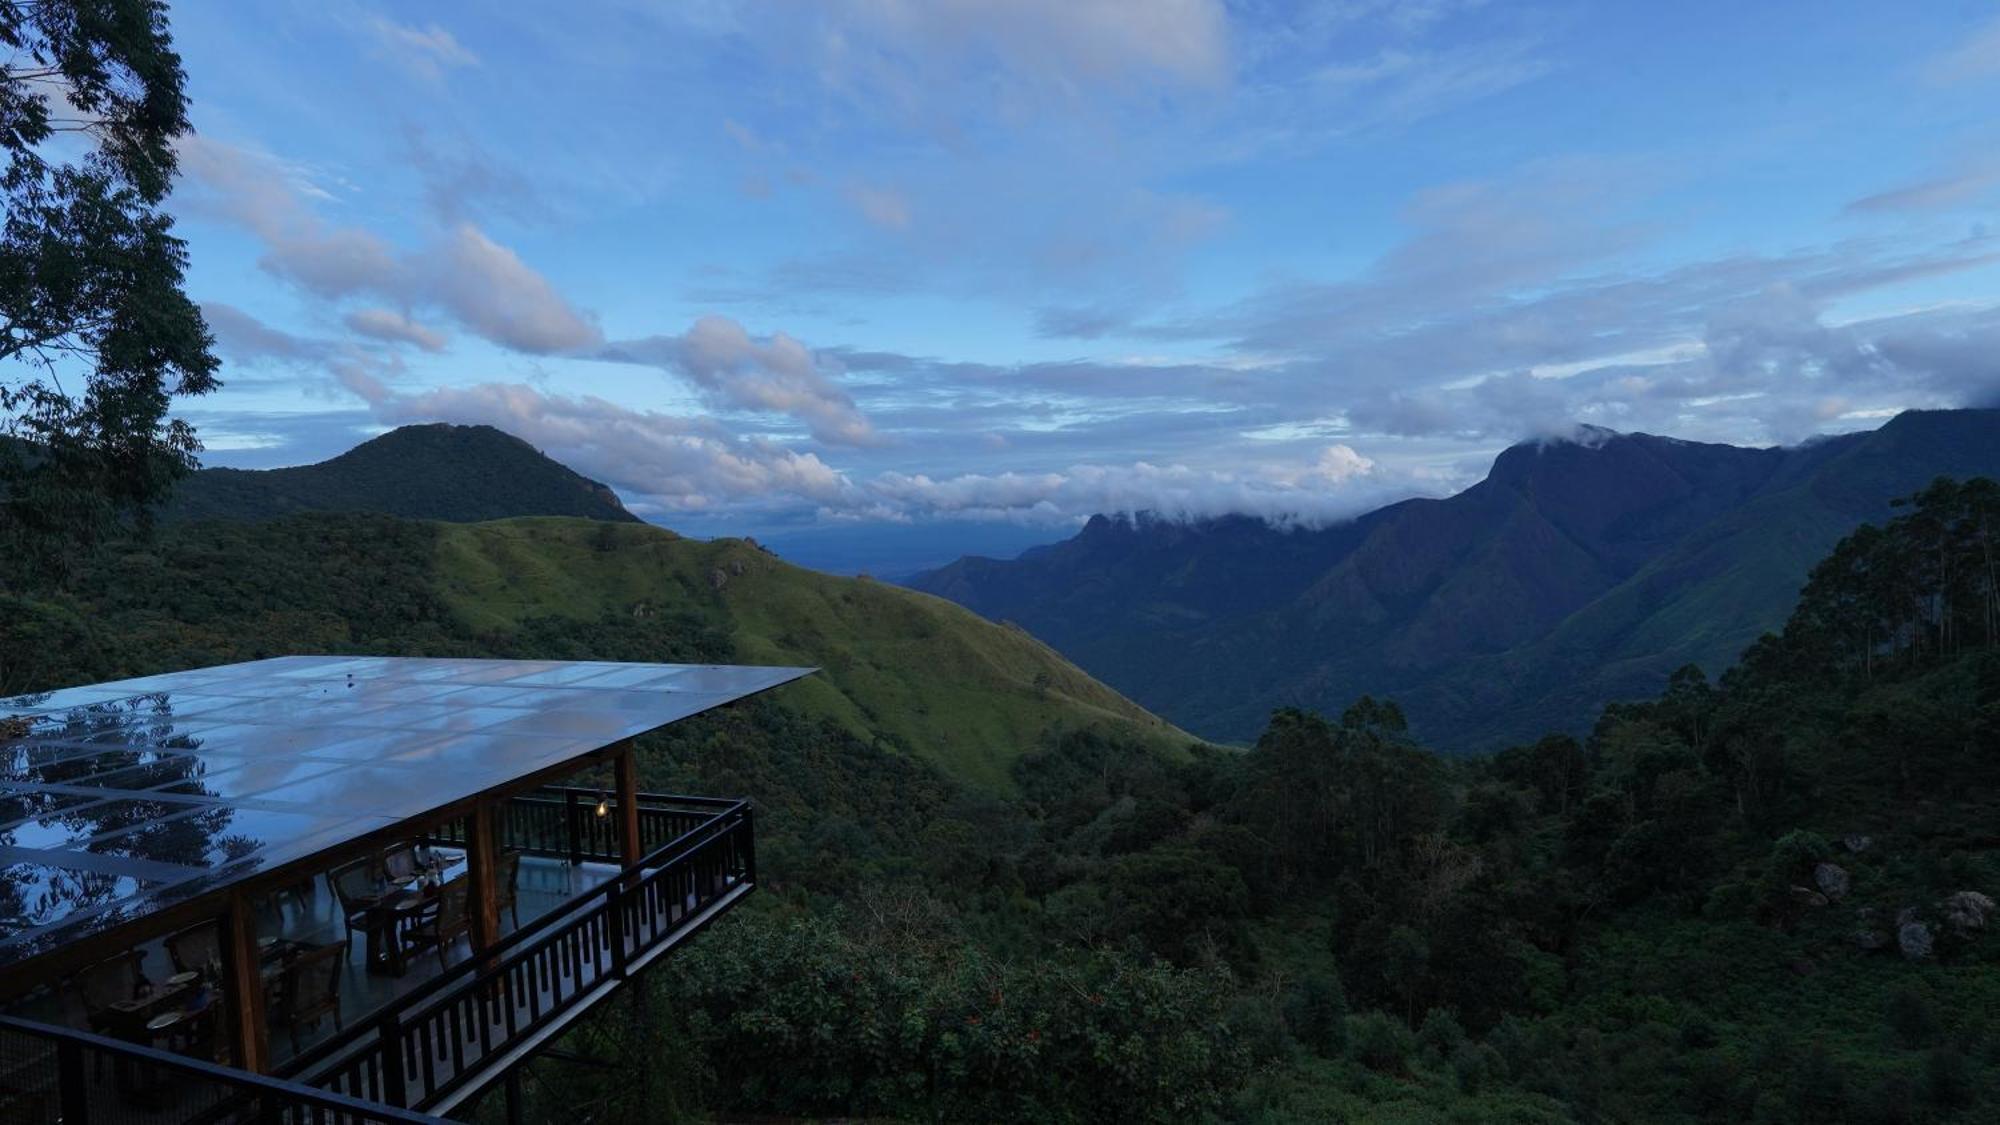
[{"left": 431, "top": 518, "right": 1186, "bottom": 790}]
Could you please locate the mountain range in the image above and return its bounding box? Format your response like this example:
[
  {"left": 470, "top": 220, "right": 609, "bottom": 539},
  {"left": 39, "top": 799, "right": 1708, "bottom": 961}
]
[{"left": 907, "top": 408, "right": 2000, "bottom": 750}]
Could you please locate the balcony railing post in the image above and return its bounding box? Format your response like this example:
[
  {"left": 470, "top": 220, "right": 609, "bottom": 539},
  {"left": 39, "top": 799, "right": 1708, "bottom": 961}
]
[
  {"left": 607, "top": 880, "right": 628, "bottom": 979},
  {"left": 563, "top": 789, "right": 582, "bottom": 867},
  {"left": 377, "top": 1011, "right": 408, "bottom": 1109},
  {"left": 741, "top": 805, "right": 758, "bottom": 884},
  {"left": 56, "top": 1037, "right": 88, "bottom": 1125}
]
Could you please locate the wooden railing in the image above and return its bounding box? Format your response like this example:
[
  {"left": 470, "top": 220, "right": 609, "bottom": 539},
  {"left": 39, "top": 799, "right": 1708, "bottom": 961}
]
[
  {"left": 0, "top": 1016, "right": 444, "bottom": 1124},
  {"left": 427, "top": 786, "right": 734, "bottom": 867},
  {"left": 284, "top": 795, "right": 755, "bottom": 1115}
]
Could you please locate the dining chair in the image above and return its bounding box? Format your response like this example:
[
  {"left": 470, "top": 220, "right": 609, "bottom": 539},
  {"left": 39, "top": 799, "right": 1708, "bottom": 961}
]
[
  {"left": 378, "top": 843, "right": 421, "bottom": 883},
  {"left": 278, "top": 943, "right": 346, "bottom": 1051},
  {"left": 164, "top": 920, "right": 223, "bottom": 977},
  {"left": 329, "top": 857, "right": 381, "bottom": 946},
  {"left": 65, "top": 950, "right": 148, "bottom": 1035},
  {"left": 495, "top": 849, "right": 523, "bottom": 929},
  {"left": 403, "top": 880, "right": 472, "bottom": 971}
]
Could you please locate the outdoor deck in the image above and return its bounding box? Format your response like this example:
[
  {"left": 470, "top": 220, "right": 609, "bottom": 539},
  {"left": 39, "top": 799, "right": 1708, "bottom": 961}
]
[
  {"left": 0, "top": 657, "right": 800, "bottom": 1123},
  {"left": 1, "top": 794, "right": 754, "bottom": 1122}
]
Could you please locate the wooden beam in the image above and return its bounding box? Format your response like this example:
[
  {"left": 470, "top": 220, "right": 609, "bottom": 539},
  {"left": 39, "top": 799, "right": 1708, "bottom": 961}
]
[
  {"left": 467, "top": 803, "right": 501, "bottom": 952},
  {"left": 615, "top": 741, "right": 643, "bottom": 871},
  {"left": 220, "top": 892, "right": 267, "bottom": 1074}
]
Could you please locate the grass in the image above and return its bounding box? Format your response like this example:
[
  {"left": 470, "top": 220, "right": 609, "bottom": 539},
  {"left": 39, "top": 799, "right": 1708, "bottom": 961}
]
[{"left": 432, "top": 518, "right": 1191, "bottom": 792}]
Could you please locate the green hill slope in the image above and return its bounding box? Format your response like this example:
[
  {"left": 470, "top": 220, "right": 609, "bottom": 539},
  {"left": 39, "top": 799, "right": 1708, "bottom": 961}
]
[
  {"left": 430, "top": 518, "right": 1186, "bottom": 789},
  {"left": 1, "top": 513, "right": 1185, "bottom": 794},
  {"left": 167, "top": 424, "right": 639, "bottom": 524}
]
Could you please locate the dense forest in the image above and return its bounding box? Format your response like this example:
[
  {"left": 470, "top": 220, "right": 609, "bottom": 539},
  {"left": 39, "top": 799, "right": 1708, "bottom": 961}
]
[{"left": 4, "top": 477, "right": 1997, "bottom": 1122}]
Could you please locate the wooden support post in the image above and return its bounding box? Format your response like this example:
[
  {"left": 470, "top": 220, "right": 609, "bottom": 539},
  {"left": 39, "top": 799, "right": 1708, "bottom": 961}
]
[
  {"left": 220, "top": 892, "right": 267, "bottom": 1074},
  {"left": 614, "top": 741, "right": 643, "bottom": 871},
  {"left": 468, "top": 803, "right": 502, "bottom": 952}
]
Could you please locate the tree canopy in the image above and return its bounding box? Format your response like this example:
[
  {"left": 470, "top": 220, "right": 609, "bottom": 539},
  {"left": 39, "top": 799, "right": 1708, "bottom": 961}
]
[{"left": 1, "top": 0, "right": 215, "bottom": 579}]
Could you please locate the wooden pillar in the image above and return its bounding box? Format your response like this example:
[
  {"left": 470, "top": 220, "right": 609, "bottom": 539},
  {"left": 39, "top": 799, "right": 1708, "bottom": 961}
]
[
  {"left": 220, "top": 892, "right": 267, "bottom": 1074},
  {"left": 614, "top": 741, "right": 643, "bottom": 871},
  {"left": 468, "top": 803, "right": 502, "bottom": 952}
]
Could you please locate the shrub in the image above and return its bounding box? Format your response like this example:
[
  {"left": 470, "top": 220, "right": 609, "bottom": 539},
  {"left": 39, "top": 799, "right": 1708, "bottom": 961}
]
[
  {"left": 1284, "top": 972, "right": 1348, "bottom": 1058},
  {"left": 1347, "top": 1011, "right": 1415, "bottom": 1073},
  {"left": 1417, "top": 1007, "right": 1467, "bottom": 1063},
  {"left": 1885, "top": 986, "right": 1940, "bottom": 1049}
]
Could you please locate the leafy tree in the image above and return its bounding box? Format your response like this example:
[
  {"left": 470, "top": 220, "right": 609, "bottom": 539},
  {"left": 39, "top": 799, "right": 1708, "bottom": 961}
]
[{"left": 2, "top": 0, "right": 216, "bottom": 579}]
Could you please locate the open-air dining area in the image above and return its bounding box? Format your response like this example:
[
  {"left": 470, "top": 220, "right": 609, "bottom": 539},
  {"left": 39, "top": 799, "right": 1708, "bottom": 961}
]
[
  {"left": 25, "top": 815, "right": 621, "bottom": 1073},
  {"left": 0, "top": 655, "right": 809, "bottom": 1122}
]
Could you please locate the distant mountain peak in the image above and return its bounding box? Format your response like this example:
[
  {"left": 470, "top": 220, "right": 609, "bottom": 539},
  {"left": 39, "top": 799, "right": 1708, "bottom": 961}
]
[
  {"left": 168, "top": 423, "right": 639, "bottom": 525},
  {"left": 1530, "top": 422, "right": 1624, "bottom": 450}
]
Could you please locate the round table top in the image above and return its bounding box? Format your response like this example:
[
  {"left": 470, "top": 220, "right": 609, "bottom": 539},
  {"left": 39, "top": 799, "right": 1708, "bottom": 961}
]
[{"left": 146, "top": 1011, "right": 183, "bottom": 1031}]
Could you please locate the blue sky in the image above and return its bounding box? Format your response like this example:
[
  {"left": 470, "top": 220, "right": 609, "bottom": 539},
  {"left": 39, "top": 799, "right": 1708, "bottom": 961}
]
[{"left": 162, "top": 1, "right": 2000, "bottom": 568}]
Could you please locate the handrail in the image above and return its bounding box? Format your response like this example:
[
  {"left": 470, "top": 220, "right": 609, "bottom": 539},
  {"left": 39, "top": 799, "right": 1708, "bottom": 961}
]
[
  {"left": 282, "top": 794, "right": 756, "bottom": 1112},
  {"left": 0, "top": 1015, "right": 445, "bottom": 1124},
  {"left": 286, "top": 792, "right": 748, "bottom": 1072}
]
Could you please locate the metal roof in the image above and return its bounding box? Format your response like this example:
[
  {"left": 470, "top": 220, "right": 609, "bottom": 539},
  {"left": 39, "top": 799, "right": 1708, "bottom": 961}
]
[{"left": 0, "top": 655, "right": 810, "bottom": 965}]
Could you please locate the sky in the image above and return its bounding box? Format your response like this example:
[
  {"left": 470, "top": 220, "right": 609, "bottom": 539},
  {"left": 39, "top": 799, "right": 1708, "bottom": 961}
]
[{"left": 159, "top": 1, "right": 2000, "bottom": 572}]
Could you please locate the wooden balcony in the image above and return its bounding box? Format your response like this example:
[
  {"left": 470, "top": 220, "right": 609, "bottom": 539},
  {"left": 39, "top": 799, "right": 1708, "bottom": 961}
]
[{"left": 0, "top": 657, "right": 803, "bottom": 1123}]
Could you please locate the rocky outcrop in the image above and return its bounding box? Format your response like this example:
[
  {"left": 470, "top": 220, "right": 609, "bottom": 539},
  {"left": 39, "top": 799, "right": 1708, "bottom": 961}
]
[
  {"left": 1941, "top": 891, "right": 1995, "bottom": 936},
  {"left": 1814, "top": 863, "right": 1850, "bottom": 901},
  {"left": 1898, "top": 921, "right": 1935, "bottom": 961}
]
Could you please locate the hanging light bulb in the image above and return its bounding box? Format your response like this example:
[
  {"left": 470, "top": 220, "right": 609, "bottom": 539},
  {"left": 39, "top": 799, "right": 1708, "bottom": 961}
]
[{"left": 595, "top": 791, "right": 610, "bottom": 818}]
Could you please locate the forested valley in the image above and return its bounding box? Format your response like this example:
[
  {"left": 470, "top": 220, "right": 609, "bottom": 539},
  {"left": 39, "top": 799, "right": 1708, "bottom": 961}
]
[{"left": 5, "top": 478, "right": 1999, "bottom": 1122}]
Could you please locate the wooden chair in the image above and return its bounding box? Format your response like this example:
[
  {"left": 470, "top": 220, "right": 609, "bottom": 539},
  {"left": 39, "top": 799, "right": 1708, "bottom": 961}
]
[
  {"left": 329, "top": 857, "right": 381, "bottom": 945},
  {"left": 164, "top": 920, "right": 223, "bottom": 977},
  {"left": 402, "top": 880, "right": 471, "bottom": 971},
  {"left": 378, "top": 844, "right": 421, "bottom": 883},
  {"left": 495, "top": 849, "right": 523, "bottom": 929},
  {"left": 64, "top": 950, "right": 147, "bottom": 1035},
  {"left": 275, "top": 943, "right": 346, "bottom": 1052}
]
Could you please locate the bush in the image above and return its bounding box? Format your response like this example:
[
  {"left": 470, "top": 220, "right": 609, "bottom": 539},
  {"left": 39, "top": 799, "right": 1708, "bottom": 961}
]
[
  {"left": 1885, "top": 986, "right": 1939, "bottom": 1049},
  {"left": 1347, "top": 1011, "right": 1414, "bottom": 1073},
  {"left": 1925, "top": 1048, "right": 1974, "bottom": 1109},
  {"left": 1284, "top": 972, "right": 1348, "bottom": 1058},
  {"left": 1418, "top": 1007, "right": 1467, "bottom": 1063},
  {"left": 1451, "top": 1042, "right": 1503, "bottom": 1095}
]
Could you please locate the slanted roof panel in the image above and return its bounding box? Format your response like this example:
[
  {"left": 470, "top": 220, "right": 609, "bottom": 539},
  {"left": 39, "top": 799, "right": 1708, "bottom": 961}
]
[{"left": 0, "top": 656, "right": 810, "bottom": 966}]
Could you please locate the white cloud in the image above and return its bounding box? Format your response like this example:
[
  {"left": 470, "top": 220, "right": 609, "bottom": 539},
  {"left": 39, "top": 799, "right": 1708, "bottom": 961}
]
[
  {"left": 334, "top": 374, "right": 853, "bottom": 512},
  {"left": 836, "top": 0, "right": 1230, "bottom": 91},
  {"left": 364, "top": 16, "right": 479, "bottom": 81},
  {"left": 425, "top": 224, "right": 600, "bottom": 353},
  {"left": 604, "top": 316, "right": 877, "bottom": 447},
  {"left": 845, "top": 182, "right": 912, "bottom": 230},
  {"left": 1845, "top": 163, "right": 2000, "bottom": 213},
  {"left": 863, "top": 443, "right": 1393, "bottom": 525},
  {"left": 343, "top": 308, "right": 448, "bottom": 352},
  {"left": 178, "top": 136, "right": 600, "bottom": 355},
  {"left": 1928, "top": 14, "right": 2000, "bottom": 84}
]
